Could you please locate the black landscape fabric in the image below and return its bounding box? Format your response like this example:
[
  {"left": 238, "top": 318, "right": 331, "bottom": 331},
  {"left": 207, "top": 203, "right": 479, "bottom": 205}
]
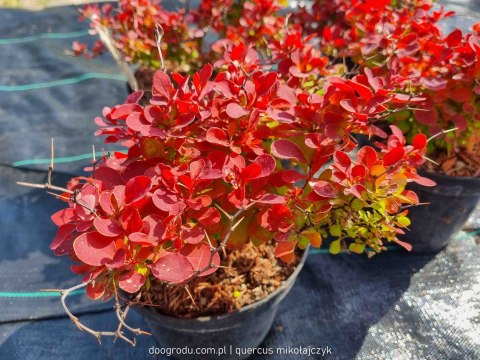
[{"left": 0, "top": 2, "right": 479, "bottom": 360}]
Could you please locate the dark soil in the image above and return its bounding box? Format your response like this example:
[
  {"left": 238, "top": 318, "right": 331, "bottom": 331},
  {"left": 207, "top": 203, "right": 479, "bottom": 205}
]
[
  {"left": 139, "top": 242, "right": 300, "bottom": 318},
  {"left": 423, "top": 143, "right": 480, "bottom": 177}
]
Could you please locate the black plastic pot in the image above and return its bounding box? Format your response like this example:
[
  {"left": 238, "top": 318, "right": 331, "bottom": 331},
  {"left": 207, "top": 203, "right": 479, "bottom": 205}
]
[
  {"left": 402, "top": 171, "right": 480, "bottom": 253},
  {"left": 136, "top": 249, "right": 308, "bottom": 360}
]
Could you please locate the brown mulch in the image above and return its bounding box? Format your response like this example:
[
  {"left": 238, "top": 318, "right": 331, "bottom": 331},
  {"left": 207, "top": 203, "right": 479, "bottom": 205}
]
[
  {"left": 139, "top": 242, "right": 300, "bottom": 318},
  {"left": 423, "top": 143, "right": 480, "bottom": 177}
]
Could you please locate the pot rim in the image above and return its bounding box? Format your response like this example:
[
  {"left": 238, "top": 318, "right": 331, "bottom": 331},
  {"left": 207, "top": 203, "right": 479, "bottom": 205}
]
[
  {"left": 136, "top": 246, "right": 309, "bottom": 323},
  {"left": 419, "top": 168, "right": 480, "bottom": 182}
]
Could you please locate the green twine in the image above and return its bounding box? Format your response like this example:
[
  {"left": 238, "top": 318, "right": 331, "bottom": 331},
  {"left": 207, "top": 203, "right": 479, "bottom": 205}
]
[
  {"left": 13, "top": 150, "right": 128, "bottom": 167},
  {"left": 0, "top": 289, "right": 85, "bottom": 298},
  {"left": 14, "top": 151, "right": 108, "bottom": 167},
  {"left": 0, "top": 73, "right": 127, "bottom": 92},
  {"left": 0, "top": 30, "right": 89, "bottom": 45}
]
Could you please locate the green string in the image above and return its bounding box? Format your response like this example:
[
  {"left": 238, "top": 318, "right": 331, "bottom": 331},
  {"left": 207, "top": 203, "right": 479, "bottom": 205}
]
[
  {"left": 13, "top": 150, "right": 128, "bottom": 167},
  {"left": 14, "top": 151, "right": 109, "bottom": 167},
  {"left": 0, "top": 30, "right": 89, "bottom": 45},
  {"left": 0, "top": 73, "right": 127, "bottom": 92},
  {"left": 0, "top": 289, "right": 85, "bottom": 298}
]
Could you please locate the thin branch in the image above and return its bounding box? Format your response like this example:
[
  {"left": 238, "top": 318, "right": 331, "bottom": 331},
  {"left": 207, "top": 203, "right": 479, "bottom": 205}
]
[
  {"left": 42, "top": 283, "right": 120, "bottom": 344},
  {"left": 155, "top": 23, "right": 165, "bottom": 71},
  {"left": 16, "top": 181, "right": 73, "bottom": 194},
  {"left": 48, "top": 138, "right": 54, "bottom": 186},
  {"left": 180, "top": 207, "right": 245, "bottom": 284},
  {"left": 422, "top": 155, "right": 440, "bottom": 166},
  {"left": 90, "top": 16, "right": 138, "bottom": 91},
  {"left": 427, "top": 127, "right": 458, "bottom": 142}
]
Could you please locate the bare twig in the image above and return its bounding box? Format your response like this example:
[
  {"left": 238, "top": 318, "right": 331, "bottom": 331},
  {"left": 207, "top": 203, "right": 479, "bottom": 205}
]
[
  {"left": 90, "top": 15, "right": 139, "bottom": 91},
  {"left": 155, "top": 23, "right": 165, "bottom": 71},
  {"left": 41, "top": 282, "right": 147, "bottom": 346},
  {"left": 427, "top": 127, "right": 458, "bottom": 142},
  {"left": 17, "top": 139, "right": 74, "bottom": 194}
]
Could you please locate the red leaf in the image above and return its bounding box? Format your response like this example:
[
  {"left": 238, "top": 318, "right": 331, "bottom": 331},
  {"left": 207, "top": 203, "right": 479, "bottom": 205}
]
[
  {"left": 310, "top": 181, "right": 337, "bottom": 198},
  {"left": 186, "top": 195, "right": 212, "bottom": 210},
  {"left": 357, "top": 146, "right": 378, "bottom": 167},
  {"left": 412, "top": 134, "right": 427, "bottom": 149},
  {"left": 151, "top": 253, "right": 194, "bottom": 282},
  {"left": 152, "top": 71, "right": 172, "bottom": 98},
  {"left": 129, "top": 232, "right": 156, "bottom": 245},
  {"left": 190, "top": 159, "right": 205, "bottom": 179},
  {"left": 125, "top": 176, "right": 152, "bottom": 205},
  {"left": 94, "top": 217, "right": 122, "bottom": 237},
  {"left": 119, "top": 270, "right": 145, "bottom": 293},
  {"left": 73, "top": 232, "right": 116, "bottom": 266},
  {"left": 99, "top": 186, "right": 125, "bottom": 215},
  {"left": 420, "top": 77, "right": 447, "bottom": 91},
  {"left": 106, "top": 249, "right": 127, "bottom": 269},
  {"left": 206, "top": 127, "right": 229, "bottom": 146},
  {"left": 412, "top": 175, "right": 436, "bottom": 187},
  {"left": 334, "top": 151, "right": 351, "bottom": 172},
  {"left": 180, "top": 243, "right": 219, "bottom": 276},
  {"left": 121, "top": 206, "right": 143, "bottom": 234},
  {"left": 254, "top": 154, "right": 276, "bottom": 178},
  {"left": 111, "top": 104, "right": 141, "bottom": 120},
  {"left": 94, "top": 167, "right": 123, "bottom": 189},
  {"left": 51, "top": 208, "right": 76, "bottom": 226},
  {"left": 197, "top": 207, "right": 221, "bottom": 226},
  {"left": 352, "top": 165, "right": 366, "bottom": 178},
  {"left": 125, "top": 91, "right": 144, "bottom": 104},
  {"left": 50, "top": 224, "right": 76, "bottom": 251},
  {"left": 255, "top": 72, "right": 277, "bottom": 96},
  {"left": 226, "top": 103, "right": 249, "bottom": 118},
  {"left": 340, "top": 99, "right": 357, "bottom": 113},
  {"left": 446, "top": 29, "right": 462, "bottom": 47},
  {"left": 383, "top": 148, "right": 405, "bottom": 166},
  {"left": 346, "top": 184, "right": 366, "bottom": 199},
  {"left": 181, "top": 225, "right": 205, "bottom": 244},
  {"left": 394, "top": 238, "right": 412, "bottom": 251},
  {"left": 452, "top": 114, "right": 467, "bottom": 132},
  {"left": 143, "top": 215, "right": 166, "bottom": 241},
  {"left": 193, "top": 64, "right": 213, "bottom": 93},
  {"left": 152, "top": 189, "right": 186, "bottom": 215},
  {"left": 242, "top": 163, "right": 262, "bottom": 180},
  {"left": 255, "top": 193, "right": 286, "bottom": 204},
  {"left": 275, "top": 241, "right": 297, "bottom": 258},
  {"left": 271, "top": 140, "right": 307, "bottom": 163},
  {"left": 349, "top": 80, "right": 373, "bottom": 101},
  {"left": 86, "top": 282, "right": 105, "bottom": 300}
]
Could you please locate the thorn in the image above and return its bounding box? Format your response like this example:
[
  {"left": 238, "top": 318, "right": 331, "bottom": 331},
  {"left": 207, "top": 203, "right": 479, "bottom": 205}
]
[
  {"left": 422, "top": 155, "right": 440, "bottom": 166},
  {"left": 215, "top": 204, "right": 232, "bottom": 220},
  {"left": 204, "top": 230, "right": 215, "bottom": 250},
  {"left": 231, "top": 216, "right": 245, "bottom": 231},
  {"left": 427, "top": 127, "right": 458, "bottom": 142},
  {"left": 155, "top": 23, "right": 165, "bottom": 71}
]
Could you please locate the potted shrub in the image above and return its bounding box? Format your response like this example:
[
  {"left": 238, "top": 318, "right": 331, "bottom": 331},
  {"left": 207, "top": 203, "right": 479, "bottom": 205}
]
[
  {"left": 300, "top": 0, "right": 480, "bottom": 252},
  {"left": 18, "top": 33, "right": 434, "bottom": 355},
  {"left": 71, "top": 0, "right": 290, "bottom": 95}
]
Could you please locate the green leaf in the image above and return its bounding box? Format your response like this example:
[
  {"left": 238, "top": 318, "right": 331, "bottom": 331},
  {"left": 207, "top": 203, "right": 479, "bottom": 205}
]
[
  {"left": 135, "top": 263, "right": 149, "bottom": 276},
  {"left": 349, "top": 243, "right": 366, "bottom": 254},
  {"left": 297, "top": 235, "right": 310, "bottom": 250},
  {"left": 330, "top": 224, "right": 342, "bottom": 237},
  {"left": 329, "top": 240, "right": 341, "bottom": 254},
  {"left": 351, "top": 198, "right": 364, "bottom": 211},
  {"left": 398, "top": 216, "right": 411, "bottom": 227}
]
